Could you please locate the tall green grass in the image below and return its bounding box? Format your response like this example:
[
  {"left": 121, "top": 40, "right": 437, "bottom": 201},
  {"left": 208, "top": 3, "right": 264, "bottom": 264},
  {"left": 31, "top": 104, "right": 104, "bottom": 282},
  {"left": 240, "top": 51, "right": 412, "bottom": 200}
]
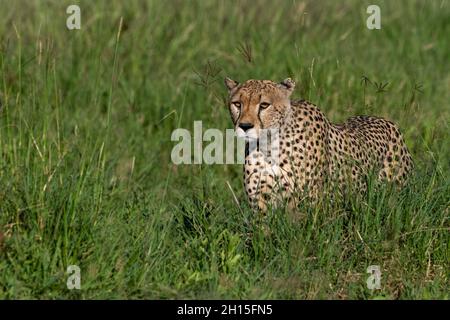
[{"left": 0, "top": 0, "right": 448, "bottom": 299}]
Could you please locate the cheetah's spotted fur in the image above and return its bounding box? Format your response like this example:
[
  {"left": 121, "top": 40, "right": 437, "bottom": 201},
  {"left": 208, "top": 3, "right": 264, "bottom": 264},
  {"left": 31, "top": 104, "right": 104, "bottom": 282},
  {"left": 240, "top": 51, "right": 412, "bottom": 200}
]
[{"left": 225, "top": 78, "right": 414, "bottom": 211}]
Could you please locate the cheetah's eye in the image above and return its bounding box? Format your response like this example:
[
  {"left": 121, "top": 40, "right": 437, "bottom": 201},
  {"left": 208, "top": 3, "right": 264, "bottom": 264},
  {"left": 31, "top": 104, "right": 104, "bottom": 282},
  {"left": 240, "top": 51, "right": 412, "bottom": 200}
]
[
  {"left": 232, "top": 101, "right": 241, "bottom": 109},
  {"left": 259, "top": 102, "right": 271, "bottom": 109}
]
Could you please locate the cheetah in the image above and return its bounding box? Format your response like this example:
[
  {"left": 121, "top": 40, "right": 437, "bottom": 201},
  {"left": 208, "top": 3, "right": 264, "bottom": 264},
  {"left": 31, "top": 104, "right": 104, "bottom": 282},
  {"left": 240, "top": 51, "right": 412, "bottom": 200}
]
[{"left": 224, "top": 77, "right": 414, "bottom": 211}]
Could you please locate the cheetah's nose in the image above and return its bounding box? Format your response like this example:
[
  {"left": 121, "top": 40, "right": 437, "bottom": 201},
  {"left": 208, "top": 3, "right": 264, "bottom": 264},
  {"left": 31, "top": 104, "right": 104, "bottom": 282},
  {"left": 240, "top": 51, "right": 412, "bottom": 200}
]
[{"left": 238, "top": 123, "right": 254, "bottom": 132}]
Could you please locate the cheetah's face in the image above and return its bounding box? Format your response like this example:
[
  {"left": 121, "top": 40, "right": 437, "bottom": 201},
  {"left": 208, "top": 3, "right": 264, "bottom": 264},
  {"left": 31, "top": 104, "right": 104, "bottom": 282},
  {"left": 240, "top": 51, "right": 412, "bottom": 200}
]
[{"left": 224, "top": 78, "right": 295, "bottom": 140}]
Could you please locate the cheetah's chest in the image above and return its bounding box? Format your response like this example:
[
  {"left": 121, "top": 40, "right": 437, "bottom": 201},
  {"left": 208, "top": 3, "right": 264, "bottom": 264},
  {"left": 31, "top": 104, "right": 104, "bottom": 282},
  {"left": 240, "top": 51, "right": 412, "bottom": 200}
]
[
  {"left": 242, "top": 140, "right": 284, "bottom": 200},
  {"left": 242, "top": 107, "right": 329, "bottom": 203}
]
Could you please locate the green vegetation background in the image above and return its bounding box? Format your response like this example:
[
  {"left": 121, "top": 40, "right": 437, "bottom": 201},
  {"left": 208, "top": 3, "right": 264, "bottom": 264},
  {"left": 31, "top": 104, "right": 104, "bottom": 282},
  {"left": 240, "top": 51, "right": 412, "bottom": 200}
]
[{"left": 0, "top": 0, "right": 448, "bottom": 299}]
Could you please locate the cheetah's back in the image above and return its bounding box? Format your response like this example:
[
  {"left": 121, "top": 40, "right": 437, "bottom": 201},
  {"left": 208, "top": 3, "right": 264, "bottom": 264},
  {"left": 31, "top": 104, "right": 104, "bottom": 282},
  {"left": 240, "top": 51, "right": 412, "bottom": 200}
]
[{"left": 328, "top": 115, "right": 414, "bottom": 186}]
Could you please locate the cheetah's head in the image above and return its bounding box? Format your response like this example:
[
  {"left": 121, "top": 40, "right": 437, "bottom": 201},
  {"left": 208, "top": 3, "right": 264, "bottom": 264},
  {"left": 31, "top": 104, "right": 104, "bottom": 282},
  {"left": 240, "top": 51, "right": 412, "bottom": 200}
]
[{"left": 224, "top": 78, "right": 295, "bottom": 140}]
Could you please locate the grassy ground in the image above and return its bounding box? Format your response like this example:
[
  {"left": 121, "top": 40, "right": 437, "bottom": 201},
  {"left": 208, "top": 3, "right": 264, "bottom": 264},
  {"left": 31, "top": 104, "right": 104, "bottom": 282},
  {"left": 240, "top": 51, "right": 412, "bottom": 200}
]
[{"left": 0, "top": 0, "right": 448, "bottom": 299}]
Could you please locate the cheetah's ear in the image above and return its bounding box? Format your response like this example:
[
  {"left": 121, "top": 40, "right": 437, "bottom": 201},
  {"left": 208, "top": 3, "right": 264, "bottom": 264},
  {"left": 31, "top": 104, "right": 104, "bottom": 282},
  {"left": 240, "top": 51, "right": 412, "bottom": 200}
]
[
  {"left": 224, "top": 77, "right": 239, "bottom": 92},
  {"left": 278, "top": 78, "right": 296, "bottom": 95}
]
